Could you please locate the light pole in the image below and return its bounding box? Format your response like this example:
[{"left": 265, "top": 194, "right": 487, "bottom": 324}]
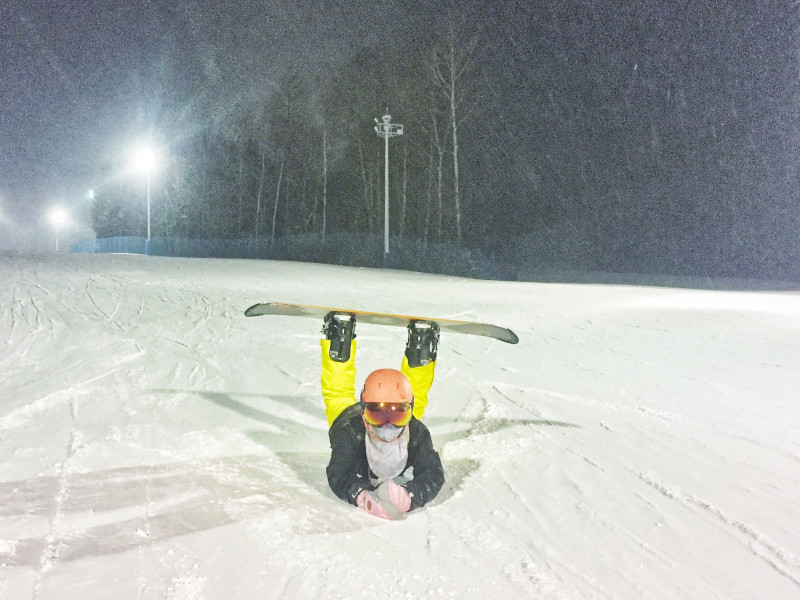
[
  {"left": 374, "top": 114, "right": 403, "bottom": 267},
  {"left": 135, "top": 148, "right": 156, "bottom": 255},
  {"left": 49, "top": 207, "right": 68, "bottom": 252}
]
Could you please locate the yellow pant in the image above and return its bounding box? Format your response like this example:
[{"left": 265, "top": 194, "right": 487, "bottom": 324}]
[{"left": 320, "top": 339, "right": 436, "bottom": 426}]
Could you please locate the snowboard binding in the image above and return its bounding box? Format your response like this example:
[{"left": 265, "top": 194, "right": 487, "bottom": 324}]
[
  {"left": 405, "top": 320, "right": 440, "bottom": 367},
  {"left": 323, "top": 311, "right": 356, "bottom": 362}
]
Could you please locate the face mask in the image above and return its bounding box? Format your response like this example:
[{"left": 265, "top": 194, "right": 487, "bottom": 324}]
[{"left": 371, "top": 423, "right": 404, "bottom": 442}]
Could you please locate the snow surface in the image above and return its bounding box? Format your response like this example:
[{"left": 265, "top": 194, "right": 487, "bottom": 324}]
[{"left": 1, "top": 252, "right": 799, "bottom": 600}]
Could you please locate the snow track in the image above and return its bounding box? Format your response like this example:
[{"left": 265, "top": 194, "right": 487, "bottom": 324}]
[{"left": 1, "top": 253, "right": 799, "bottom": 599}]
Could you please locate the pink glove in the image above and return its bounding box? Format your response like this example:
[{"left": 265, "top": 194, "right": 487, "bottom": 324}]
[
  {"left": 387, "top": 481, "right": 412, "bottom": 513},
  {"left": 356, "top": 489, "right": 391, "bottom": 519}
]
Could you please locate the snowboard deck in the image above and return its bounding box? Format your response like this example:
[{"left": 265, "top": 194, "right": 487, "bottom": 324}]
[{"left": 244, "top": 302, "right": 519, "bottom": 344}]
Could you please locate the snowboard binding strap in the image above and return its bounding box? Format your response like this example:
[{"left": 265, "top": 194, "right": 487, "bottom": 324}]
[
  {"left": 405, "top": 320, "right": 440, "bottom": 367},
  {"left": 323, "top": 312, "right": 356, "bottom": 362}
]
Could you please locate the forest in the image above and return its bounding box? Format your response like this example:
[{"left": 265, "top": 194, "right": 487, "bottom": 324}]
[{"left": 89, "top": 1, "right": 800, "bottom": 280}]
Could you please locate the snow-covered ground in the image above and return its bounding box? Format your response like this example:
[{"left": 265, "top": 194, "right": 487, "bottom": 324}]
[{"left": 1, "top": 252, "right": 799, "bottom": 599}]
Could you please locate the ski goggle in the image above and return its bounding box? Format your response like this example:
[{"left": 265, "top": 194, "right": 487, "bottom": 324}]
[{"left": 362, "top": 402, "right": 413, "bottom": 427}]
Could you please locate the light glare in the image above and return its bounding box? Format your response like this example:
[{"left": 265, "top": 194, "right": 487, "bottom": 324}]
[
  {"left": 135, "top": 148, "right": 156, "bottom": 173},
  {"left": 50, "top": 207, "right": 68, "bottom": 226}
]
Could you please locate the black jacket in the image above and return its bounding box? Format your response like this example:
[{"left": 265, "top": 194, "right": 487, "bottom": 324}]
[{"left": 326, "top": 404, "right": 444, "bottom": 510}]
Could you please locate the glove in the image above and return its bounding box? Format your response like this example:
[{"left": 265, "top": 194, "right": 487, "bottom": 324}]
[
  {"left": 386, "top": 481, "right": 412, "bottom": 513},
  {"left": 356, "top": 489, "right": 391, "bottom": 520}
]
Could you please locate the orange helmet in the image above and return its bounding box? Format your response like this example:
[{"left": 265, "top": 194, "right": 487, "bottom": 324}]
[
  {"left": 361, "top": 369, "right": 414, "bottom": 429},
  {"left": 360, "top": 368, "right": 414, "bottom": 406}
]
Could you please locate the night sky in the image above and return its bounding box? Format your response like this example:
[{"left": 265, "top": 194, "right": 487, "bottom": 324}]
[
  {"left": 2, "top": 0, "right": 379, "bottom": 219},
  {"left": 2, "top": 1, "right": 799, "bottom": 279}
]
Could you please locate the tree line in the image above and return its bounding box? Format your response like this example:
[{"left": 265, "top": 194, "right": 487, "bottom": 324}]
[
  {"left": 93, "top": 7, "right": 479, "bottom": 251},
  {"left": 92, "top": 1, "right": 800, "bottom": 279}
]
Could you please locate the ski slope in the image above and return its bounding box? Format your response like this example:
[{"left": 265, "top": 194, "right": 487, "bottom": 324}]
[{"left": 1, "top": 252, "right": 799, "bottom": 599}]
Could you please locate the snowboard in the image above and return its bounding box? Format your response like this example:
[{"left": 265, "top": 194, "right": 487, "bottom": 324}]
[{"left": 244, "top": 302, "right": 519, "bottom": 344}]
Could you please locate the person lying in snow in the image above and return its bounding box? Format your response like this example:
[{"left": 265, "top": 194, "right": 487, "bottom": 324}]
[{"left": 320, "top": 313, "right": 445, "bottom": 519}]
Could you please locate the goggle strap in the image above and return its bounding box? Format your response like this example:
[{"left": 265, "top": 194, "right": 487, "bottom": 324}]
[{"left": 360, "top": 393, "right": 415, "bottom": 409}]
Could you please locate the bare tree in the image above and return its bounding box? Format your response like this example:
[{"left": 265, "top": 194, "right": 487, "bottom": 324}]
[
  {"left": 321, "top": 121, "right": 328, "bottom": 245},
  {"left": 357, "top": 138, "right": 377, "bottom": 233},
  {"left": 428, "top": 101, "right": 448, "bottom": 241},
  {"left": 433, "top": 19, "right": 479, "bottom": 246},
  {"left": 400, "top": 138, "right": 408, "bottom": 236},
  {"left": 270, "top": 154, "right": 284, "bottom": 248},
  {"left": 254, "top": 144, "right": 267, "bottom": 238}
]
